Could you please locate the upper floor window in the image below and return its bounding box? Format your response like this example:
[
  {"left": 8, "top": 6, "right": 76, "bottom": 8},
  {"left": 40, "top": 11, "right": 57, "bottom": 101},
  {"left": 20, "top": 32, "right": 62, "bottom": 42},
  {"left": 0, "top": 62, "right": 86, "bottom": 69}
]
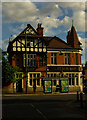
[
  {"left": 23, "top": 54, "right": 36, "bottom": 67},
  {"left": 76, "top": 53, "right": 78, "bottom": 65},
  {"left": 27, "top": 40, "right": 33, "bottom": 47},
  {"left": 51, "top": 53, "right": 56, "bottom": 64},
  {"left": 65, "top": 53, "right": 70, "bottom": 64}
]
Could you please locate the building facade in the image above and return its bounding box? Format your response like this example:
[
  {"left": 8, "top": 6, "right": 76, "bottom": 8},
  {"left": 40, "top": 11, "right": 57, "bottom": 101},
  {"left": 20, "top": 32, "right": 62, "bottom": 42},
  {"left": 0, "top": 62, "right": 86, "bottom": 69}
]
[{"left": 3, "top": 23, "right": 83, "bottom": 93}]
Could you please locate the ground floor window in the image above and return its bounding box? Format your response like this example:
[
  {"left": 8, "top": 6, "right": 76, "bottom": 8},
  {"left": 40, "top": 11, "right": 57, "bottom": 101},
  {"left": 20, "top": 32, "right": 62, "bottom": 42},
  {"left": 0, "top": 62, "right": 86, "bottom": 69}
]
[
  {"left": 15, "top": 72, "right": 23, "bottom": 92},
  {"left": 28, "top": 73, "right": 41, "bottom": 87},
  {"left": 69, "top": 74, "right": 71, "bottom": 85},
  {"left": 54, "top": 80, "right": 56, "bottom": 86},
  {"left": 72, "top": 74, "right": 74, "bottom": 85},
  {"left": 47, "top": 72, "right": 79, "bottom": 86}
]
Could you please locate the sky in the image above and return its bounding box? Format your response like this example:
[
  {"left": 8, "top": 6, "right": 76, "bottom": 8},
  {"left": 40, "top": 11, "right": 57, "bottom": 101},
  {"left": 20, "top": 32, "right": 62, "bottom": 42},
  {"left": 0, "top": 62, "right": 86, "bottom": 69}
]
[{"left": 1, "top": 0, "right": 87, "bottom": 65}]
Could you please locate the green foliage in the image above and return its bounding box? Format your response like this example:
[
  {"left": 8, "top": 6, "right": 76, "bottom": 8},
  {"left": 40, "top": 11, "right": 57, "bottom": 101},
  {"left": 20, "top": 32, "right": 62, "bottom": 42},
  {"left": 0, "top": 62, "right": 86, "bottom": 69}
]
[{"left": 2, "top": 52, "right": 21, "bottom": 86}]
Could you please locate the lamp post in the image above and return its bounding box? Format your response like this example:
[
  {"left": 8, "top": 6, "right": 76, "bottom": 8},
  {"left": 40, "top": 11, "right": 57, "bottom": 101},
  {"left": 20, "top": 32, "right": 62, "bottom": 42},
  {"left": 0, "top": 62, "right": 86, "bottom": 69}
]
[{"left": 25, "top": 32, "right": 27, "bottom": 94}]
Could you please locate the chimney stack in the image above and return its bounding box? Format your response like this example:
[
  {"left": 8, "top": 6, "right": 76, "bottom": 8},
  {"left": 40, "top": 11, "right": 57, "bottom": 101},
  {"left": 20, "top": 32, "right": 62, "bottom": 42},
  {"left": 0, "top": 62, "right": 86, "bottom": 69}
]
[{"left": 37, "top": 23, "right": 43, "bottom": 36}]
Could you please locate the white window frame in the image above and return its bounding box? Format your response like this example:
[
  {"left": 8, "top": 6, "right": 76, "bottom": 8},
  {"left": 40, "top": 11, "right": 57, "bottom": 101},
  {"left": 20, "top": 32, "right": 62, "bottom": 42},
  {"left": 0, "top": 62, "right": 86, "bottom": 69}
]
[
  {"left": 28, "top": 72, "right": 41, "bottom": 87},
  {"left": 51, "top": 53, "right": 56, "bottom": 64},
  {"left": 65, "top": 53, "right": 70, "bottom": 64},
  {"left": 23, "top": 54, "right": 36, "bottom": 67}
]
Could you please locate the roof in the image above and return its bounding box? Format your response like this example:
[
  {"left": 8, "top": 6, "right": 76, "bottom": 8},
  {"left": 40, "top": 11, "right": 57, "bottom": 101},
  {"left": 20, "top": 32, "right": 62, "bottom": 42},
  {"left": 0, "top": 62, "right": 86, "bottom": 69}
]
[
  {"left": 45, "top": 36, "right": 72, "bottom": 49},
  {"left": 7, "top": 24, "right": 82, "bottom": 52},
  {"left": 67, "top": 26, "right": 82, "bottom": 49}
]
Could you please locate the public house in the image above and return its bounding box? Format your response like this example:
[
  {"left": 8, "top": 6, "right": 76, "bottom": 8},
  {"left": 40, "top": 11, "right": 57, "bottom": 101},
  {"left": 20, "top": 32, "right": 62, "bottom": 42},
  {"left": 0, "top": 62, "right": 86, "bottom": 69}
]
[{"left": 3, "top": 23, "right": 83, "bottom": 93}]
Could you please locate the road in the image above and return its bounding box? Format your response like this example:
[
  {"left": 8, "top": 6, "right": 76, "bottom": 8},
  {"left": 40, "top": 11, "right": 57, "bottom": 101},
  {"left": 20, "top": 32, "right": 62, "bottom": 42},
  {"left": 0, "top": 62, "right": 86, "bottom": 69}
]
[{"left": 2, "top": 93, "right": 87, "bottom": 120}]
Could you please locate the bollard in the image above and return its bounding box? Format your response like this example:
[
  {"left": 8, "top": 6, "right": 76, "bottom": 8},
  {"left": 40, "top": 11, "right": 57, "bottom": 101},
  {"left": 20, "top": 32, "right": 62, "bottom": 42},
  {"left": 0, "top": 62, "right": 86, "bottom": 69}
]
[
  {"left": 77, "top": 91, "right": 79, "bottom": 102},
  {"left": 80, "top": 92, "right": 83, "bottom": 108}
]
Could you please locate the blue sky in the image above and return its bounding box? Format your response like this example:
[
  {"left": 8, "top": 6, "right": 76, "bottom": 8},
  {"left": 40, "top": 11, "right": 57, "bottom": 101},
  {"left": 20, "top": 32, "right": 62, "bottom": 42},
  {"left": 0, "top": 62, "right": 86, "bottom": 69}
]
[{"left": 1, "top": 1, "right": 86, "bottom": 64}]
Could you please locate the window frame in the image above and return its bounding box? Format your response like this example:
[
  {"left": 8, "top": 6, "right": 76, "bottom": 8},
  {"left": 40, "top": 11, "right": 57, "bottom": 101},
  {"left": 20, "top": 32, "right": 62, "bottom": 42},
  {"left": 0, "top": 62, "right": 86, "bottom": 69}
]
[
  {"left": 51, "top": 53, "right": 57, "bottom": 64},
  {"left": 28, "top": 72, "right": 41, "bottom": 87},
  {"left": 65, "top": 53, "right": 70, "bottom": 65},
  {"left": 23, "top": 54, "right": 36, "bottom": 67}
]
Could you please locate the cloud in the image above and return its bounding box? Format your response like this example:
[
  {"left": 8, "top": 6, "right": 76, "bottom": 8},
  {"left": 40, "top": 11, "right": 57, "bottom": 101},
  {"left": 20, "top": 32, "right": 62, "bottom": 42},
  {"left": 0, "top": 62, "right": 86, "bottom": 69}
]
[
  {"left": 2, "top": 38, "right": 9, "bottom": 50},
  {"left": 39, "top": 3, "right": 62, "bottom": 19},
  {"left": 78, "top": 36, "right": 85, "bottom": 50},
  {"left": 0, "top": 40, "right": 2, "bottom": 49},
  {"left": 58, "top": 2, "right": 85, "bottom": 32},
  {"left": 78, "top": 36, "right": 86, "bottom": 64},
  {"left": 58, "top": 2, "right": 85, "bottom": 11},
  {"left": 2, "top": 2, "right": 39, "bottom": 23},
  {"left": 2, "top": 2, "right": 85, "bottom": 33},
  {"left": 73, "top": 11, "right": 85, "bottom": 32}
]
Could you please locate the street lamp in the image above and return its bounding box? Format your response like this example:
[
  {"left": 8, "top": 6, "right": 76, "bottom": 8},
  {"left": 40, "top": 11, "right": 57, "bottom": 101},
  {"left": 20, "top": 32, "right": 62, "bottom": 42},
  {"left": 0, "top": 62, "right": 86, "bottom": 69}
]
[{"left": 25, "top": 32, "right": 27, "bottom": 94}]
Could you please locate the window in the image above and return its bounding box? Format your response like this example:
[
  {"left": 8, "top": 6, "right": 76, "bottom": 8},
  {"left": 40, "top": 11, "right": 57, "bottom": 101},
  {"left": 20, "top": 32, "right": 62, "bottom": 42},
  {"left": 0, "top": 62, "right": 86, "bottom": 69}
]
[
  {"left": 23, "top": 54, "right": 36, "bottom": 67},
  {"left": 72, "top": 74, "right": 74, "bottom": 85},
  {"left": 54, "top": 74, "right": 56, "bottom": 77},
  {"left": 51, "top": 74, "right": 53, "bottom": 77},
  {"left": 27, "top": 40, "right": 33, "bottom": 47},
  {"left": 65, "top": 53, "right": 70, "bottom": 64},
  {"left": 29, "top": 73, "right": 41, "bottom": 86},
  {"left": 47, "top": 74, "right": 49, "bottom": 78},
  {"left": 76, "top": 53, "right": 78, "bottom": 65},
  {"left": 51, "top": 53, "right": 56, "bottom": 64},
  {"left": 76, "top": 74, "right": 78, "bottom": 85},
  {"left": 37, "top": 79, "right": 40, "bottom": 85},
  {"left": 69, "top": 74, "right": 71, "bottom": 85},
  {"left": 33, "top": 74, "right": 36, "bottom": 78},
  {"left": 15, "top": 72, "right": 23, "bottom": 80},
  {"left": 54, "top": 80, "right": 56, "bottom": 86},
  {"left": 37, "top": 74, "right": 40, "bottom": 78},
  {"left": 30, "top": 79, "right": 32, "bottom": 86}
]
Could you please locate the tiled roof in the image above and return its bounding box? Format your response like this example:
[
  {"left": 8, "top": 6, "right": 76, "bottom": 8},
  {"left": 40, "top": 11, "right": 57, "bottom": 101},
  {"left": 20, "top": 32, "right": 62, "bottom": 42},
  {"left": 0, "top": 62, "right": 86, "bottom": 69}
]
[
  {"left": 43, "top": 36, "right": 72, "bottom": 49},
  {"left": 67, "top": 26, "right": 82, "bottom": 49}
]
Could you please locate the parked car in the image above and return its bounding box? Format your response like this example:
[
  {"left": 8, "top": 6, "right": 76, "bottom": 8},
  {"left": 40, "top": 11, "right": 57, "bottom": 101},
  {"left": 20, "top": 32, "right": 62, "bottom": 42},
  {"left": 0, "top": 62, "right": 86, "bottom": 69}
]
[{"left": 83, "top": 82, "right": 87, "bottom": 94}]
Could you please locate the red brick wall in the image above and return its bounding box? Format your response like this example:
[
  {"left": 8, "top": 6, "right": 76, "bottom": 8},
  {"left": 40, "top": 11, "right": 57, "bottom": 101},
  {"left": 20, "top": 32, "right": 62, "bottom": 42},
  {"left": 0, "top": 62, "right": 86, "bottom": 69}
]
[
  {"left": 12, "top": 55, "right": 16, "bottom": 66},
  {"left": 70, "top": 53, "right": 76, "bottom": 65},
  {"left": 47, "top": 53, "right": 51, "bottom": 64},
  {"left": 78, "top": 53, "right": 81, "bottom": 65},
  {"left": 57, "top": 53, "right": 64, "bottom": 64},
  {"left": 47, "top": 52, "right": 82, "bottom": 65}
]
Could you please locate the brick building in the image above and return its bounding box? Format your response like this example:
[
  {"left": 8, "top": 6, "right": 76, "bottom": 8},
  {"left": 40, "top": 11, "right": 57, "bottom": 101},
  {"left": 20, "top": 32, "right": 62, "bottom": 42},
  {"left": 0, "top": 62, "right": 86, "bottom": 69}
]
[{"left": 3, "top": 23, "right": 83, "bottom": 93}]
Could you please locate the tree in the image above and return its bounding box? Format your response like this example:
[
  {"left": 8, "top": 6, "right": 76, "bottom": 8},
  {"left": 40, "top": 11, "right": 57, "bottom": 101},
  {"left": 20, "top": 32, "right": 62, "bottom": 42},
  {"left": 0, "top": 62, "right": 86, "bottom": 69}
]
[{"left": 2, "top": 51, "right": 21, "bottom": 86}]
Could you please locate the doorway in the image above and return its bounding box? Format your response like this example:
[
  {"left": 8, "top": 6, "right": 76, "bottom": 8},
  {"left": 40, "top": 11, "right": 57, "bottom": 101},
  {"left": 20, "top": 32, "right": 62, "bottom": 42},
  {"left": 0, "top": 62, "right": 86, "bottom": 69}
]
[{"left": 16, "top": 79, "right": 22, "bottom": 93}]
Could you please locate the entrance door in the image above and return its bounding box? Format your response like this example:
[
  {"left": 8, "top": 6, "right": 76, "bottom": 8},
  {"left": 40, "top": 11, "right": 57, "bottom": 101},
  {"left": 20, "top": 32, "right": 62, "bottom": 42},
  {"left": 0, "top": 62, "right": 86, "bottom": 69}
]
[{"left": 16, "top": 79, "right": 22, "bottom": 92}]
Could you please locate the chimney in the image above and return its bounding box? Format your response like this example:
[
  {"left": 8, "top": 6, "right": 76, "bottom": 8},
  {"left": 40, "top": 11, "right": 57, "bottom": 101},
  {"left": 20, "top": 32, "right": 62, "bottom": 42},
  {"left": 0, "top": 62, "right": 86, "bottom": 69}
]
[{"left": 37, "top": 23, "right": 43, "bottom": 36}]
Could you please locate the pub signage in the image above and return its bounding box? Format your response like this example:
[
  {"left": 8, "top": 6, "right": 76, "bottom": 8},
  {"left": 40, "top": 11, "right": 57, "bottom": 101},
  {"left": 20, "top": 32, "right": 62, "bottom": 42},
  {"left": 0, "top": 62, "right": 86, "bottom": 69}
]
[{"left": 48, "top": 66, "right": 78, "bottom": 72}]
